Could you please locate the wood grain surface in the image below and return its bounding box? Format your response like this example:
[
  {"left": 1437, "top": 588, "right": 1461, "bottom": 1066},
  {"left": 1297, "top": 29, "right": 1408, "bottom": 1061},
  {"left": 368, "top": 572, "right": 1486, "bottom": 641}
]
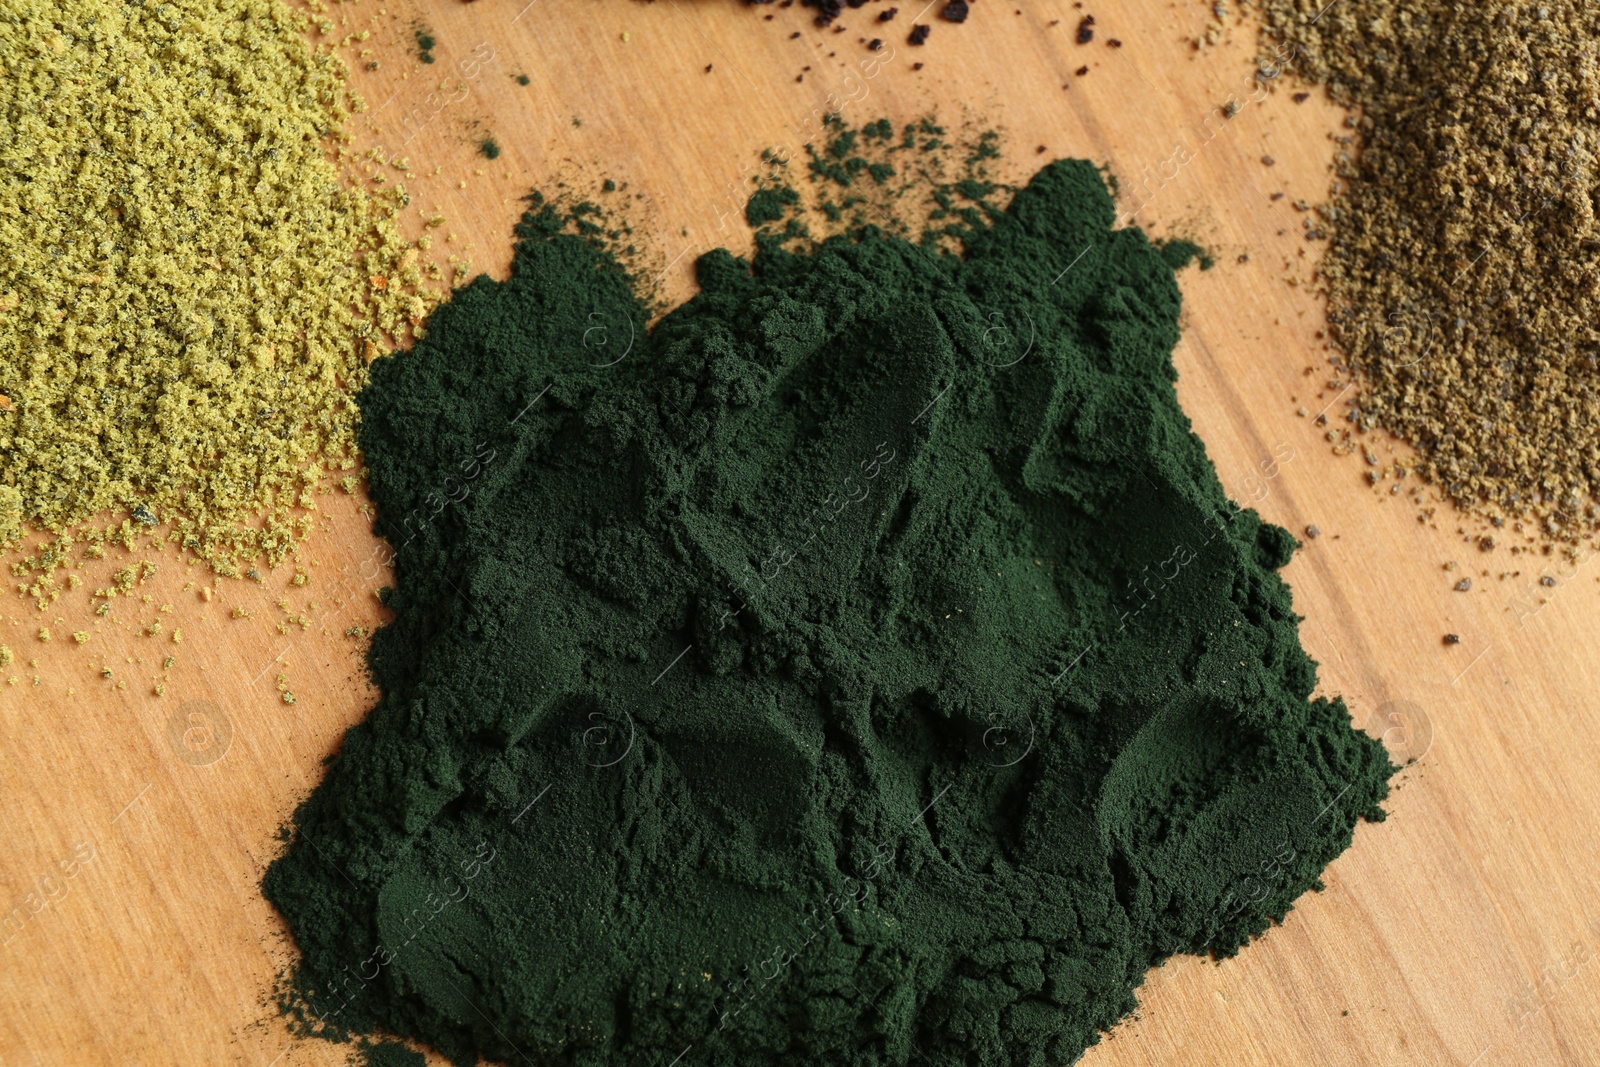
[{"left": 4, "top": 1, "right": 1598, "bottom": 1064}]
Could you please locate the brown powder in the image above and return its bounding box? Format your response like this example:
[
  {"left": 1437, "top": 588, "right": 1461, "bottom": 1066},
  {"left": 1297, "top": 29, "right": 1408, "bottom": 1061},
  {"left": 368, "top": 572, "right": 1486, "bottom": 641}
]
[{"left": 1257, "top": 1, "right": 1600, "bottom": 539}]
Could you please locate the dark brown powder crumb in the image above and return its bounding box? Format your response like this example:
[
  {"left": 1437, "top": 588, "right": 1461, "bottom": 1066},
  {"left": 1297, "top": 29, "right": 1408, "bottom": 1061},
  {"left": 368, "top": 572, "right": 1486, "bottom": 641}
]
[
  {"left": 1444, "top": 633, "right": 1461, "bottom": 645},
  {"left": 868, "top": 37, "right": 883, "bottom": 49},
  {"left": 909, "top": 23, "right": 930, "bottom": 44},
  {"left": 940, "top": 0, "right": 967, "bottom": 23},
  {"left": 879, "top": 6, "right": 898, "bottom": 20},
  {"left": 1075, "top": 65, "right": 1090, "bottom": 76},
  {"left": 1076, "top": 15, "right": 1095, "bottom": 43}
]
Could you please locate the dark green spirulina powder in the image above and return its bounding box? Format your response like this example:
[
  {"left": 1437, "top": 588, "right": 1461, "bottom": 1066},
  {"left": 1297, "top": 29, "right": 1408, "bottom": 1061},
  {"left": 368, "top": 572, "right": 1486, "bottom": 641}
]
[{"left": 265, "top": 156, "right": 1394, "bottom": 1066}]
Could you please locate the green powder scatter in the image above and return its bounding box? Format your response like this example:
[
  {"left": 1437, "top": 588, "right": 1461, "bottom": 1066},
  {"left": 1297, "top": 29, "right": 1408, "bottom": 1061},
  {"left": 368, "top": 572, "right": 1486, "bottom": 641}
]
[
  {"left": 862, "top": 118, "right": 895, "bottom": 140},
  {"left": 0, "top": 486, "right": 21, "bottom": 546},
  {"left": 0, "top": 0, "right": 434, "bottom": 568},
  {"left": 415, "top": 28, "right": 436, "bottom": 63},
  {"left": 266, "top": 158, "right": 1394, "bottom": 1066},
  {"left": 479, "top": 137, "right": 500, "bottom": 160},
  {"left": 358, "top": 1039, "right": 426, "bottom": 1067},
  {"left": 751, "top": 116, "right": 1013, "bottom": 257},
  {"left": 744, "top": 185, "right": 800, "bottom": 226}
]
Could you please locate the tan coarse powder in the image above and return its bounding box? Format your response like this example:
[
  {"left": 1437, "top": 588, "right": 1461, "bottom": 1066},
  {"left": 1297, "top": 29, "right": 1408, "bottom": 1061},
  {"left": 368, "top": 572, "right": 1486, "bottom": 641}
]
[
  {"left": 0, "top": 0, "right": 437, "bottom": 572},
  {"left": 1256, "top": 1, "right": 1600, "bottom": 540}
]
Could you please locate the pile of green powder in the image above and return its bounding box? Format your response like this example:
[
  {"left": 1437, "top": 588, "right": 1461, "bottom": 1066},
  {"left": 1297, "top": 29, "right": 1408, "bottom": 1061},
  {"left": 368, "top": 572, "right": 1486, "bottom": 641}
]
[
  {"left": 0, "top": 0, "right": 433, "bottom": 566},
  {"left": 1257, "top": 1, "right": 1600, "bottom": 538},
  {"left": 265, "top": 152, "right": 1393, "bottom": 1065}
]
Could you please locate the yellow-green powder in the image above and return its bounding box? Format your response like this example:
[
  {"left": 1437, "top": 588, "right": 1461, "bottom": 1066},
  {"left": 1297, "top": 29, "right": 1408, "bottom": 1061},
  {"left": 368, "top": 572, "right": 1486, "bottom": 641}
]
[{"left": 0, "top": 0, "right": 436, "bottom": 569}]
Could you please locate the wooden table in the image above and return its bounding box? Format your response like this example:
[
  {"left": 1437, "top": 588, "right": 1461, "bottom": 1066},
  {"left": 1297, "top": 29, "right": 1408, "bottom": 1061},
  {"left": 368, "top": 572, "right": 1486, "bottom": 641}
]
[{"left": 3, "top": 0, "right": 1597, "bottom": 1063}]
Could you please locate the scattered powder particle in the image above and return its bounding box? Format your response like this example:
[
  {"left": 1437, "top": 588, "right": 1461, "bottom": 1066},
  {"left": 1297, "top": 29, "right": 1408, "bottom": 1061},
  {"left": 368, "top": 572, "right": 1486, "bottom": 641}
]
[
  {"left": 745, "top": 185, "right": 801, "bottom": 227},
  {"left": 480, "top": 137, "right": 501, "bottom": 160},
  {"left": 909, "top": 24, "right": 930, "bottom": 44},
  {"left": 0, "top": 487, "right": 21, "bottom": 546},
  {"left": 0, "top": 646, "right": 11, "bottom": 667},
  {"left": 72, "top": 632, "right": 88, "bottom": 644},
  {"left": 358, "top": 1039, "right": 426, "bottom": 1067},
  {"left": 36, "top": 628, "right": 48, "bottom": 643}
]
